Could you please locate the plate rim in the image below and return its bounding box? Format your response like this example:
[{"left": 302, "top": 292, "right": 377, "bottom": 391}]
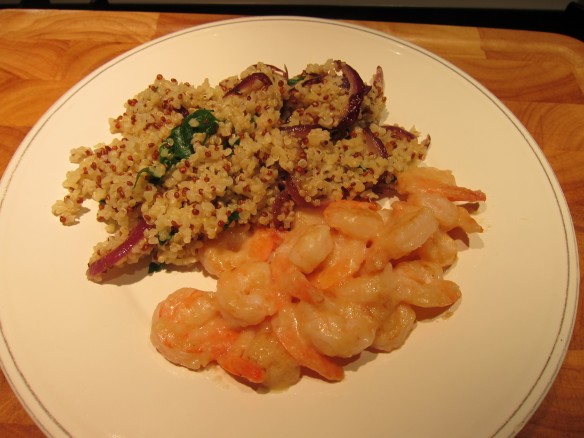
[{"left": 0, "top": 15, "right": 579, "bottom": 438}]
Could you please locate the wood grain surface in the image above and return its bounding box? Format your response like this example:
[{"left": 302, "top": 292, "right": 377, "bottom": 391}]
[{"left": 0, "top": 9, "right": 582, "bottom": 437}]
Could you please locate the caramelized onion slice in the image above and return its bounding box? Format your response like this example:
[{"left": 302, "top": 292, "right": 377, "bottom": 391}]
[
  {"left": 335, "top": 61, "right": 366, "bottom": 130},
  {"left": 87, "top": 219, "right": 152, "bottom": 280},
  {"left": 363, "top": 126, "right": 388, "bottom": 158},
  {"left": 224, "top": 72, "right": 273, "bottom": 97},
  {"left": 272, "top": 188, "right": 292, "bottom": 231},
  {"left": 373, "top": 66, "right": 384, "bottom": 92},
  {"left": 280, "top": 124, "right": 320, "bottom": 138},
  {"left": 272, "top": 175, "right": 312, "bottom": 230},
  {"left": 265, "top": 64, "right": 288, "bottom": 80},
  {"left": 301, "top": 74, "right": 324, "bottom": 87},
  {"left": 285, "top": 175, "right": 309, "bottom": 207},
  {"left": 383, "top": 125, "right": 416, "bottom": 141}
]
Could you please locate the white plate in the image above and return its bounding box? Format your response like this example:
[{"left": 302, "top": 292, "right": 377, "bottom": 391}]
[{"left": 0, "top": 16, "right": 579, "bottom": 438}]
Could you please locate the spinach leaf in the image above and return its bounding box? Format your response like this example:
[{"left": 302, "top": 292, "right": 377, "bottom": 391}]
[
  {"left": 148, "top": 262, "right": 165, "bottom": 273},
  {"left": 134, "top": 166, "right": 163, "bottom": 188},
  {"left": 159, "top": 109, "right": 218, "bottom": 168},
  {"left": 191, "top": 108, "right": 219, "bottom": 144},
  {"left": 224, "top": 211, "right": 240, "bottom": 229},
  {"left": 157, "top": 228, "right": 177, "bottom": 245},
  {"left": 136, "top": 109, "right": 218, "bottom": 186},
  {"left": 287, "top": 75, "right": 305, "bottom": 86},
  {"left": 222, "top": 136, "right": 240, "bottom": 149}
]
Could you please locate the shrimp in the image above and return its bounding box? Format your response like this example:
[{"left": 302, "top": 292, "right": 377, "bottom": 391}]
[
  {"left": 295, "top": 298, "right": 378, "bottom": 358},
  {"left": 270, "top": 224, "right": 329, "bottom": 304},
  {"left": 360, "top": 243, "right": 392, "bottom": 275},
  {"left": 323, "top": 200, "right": 383, "bottom": 241},
  {"left": 397, "top": 165, "right": 484, "bottom": 237},
  {"left": 416, "top": 230, "right": 458, "bottom": 268},
  {"left": 308, "top": 232, "right": 368, "bottom": 290},
  {"left": 272, "top": 304, "right": 344, "bottom": 381},
  {"left": 151, "top": 167, "right": 485, "bottom": 389},
  {"left": 371, "top": 303, "right": 417, "bottom": 352},
  {"left": 227, "top": 321, "right": 302, "bottom": 389},
  {"left": 397, "top": 166, "right": 486, "bottom": 203},
  {"left": 197, "top": 225, "right": 282, "bottom": 277},
  {"left": 393, "top": 260, "right": 461, "bottom": 308},
  {"left": 216, "top": 328, "right": 267, "bottom": 384},
  {"left": 294, "top": 206, "right": 328, "bottom": 228},
  {"left": 372, "top": 205, "right": 439, "bottom": 262},
  {"left": 215, "top": 261, "right": 282, "bottom": 327},
  {"left": 456, "top": 205, "right": 484, "bottom": 234},
  {"left": 408, "top": 192, "right": 461, "bottom": 231},
  {"left": 150, "top": 288, "right": 265, "bottom": 382},
  {"left": 271, "top": 252, "right": 325, "bottom": 304},
  {"left": 290, "top": 200, "right": 381, "bottom": 281},
  {"left": 409, "top": 192, "right": 483, "bottom": 233},
  {"left": 332, "top": 264, "right": 396, "bottom": 306},
  {"left": 288, "top": 224, "right": 335, "bottom": 274},
  {"left": 295, "top": 266, "right": 396, "bottom": 358}
]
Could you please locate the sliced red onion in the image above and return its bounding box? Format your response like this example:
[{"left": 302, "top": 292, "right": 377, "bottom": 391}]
[
  {"left": 301, "top": 74, "right": 324, "bottom": 87},
  {"left": 272, "top": 175, "right": 312, "bottom": 229},
  {"left": 383, "top": 125, "right": 416, "bottom": 141},
  {"left": 280, "top": 124, "right": 320, "bottom": 138},
  {"left": 224, "top": 72, "right": 273, "bottom": 97},
  {"left": 285, "top": 175, "right": 309, "bottom": 207},
  {"left": 265, "top": 64, "right": 288, "bottom": 80},
  {"left": 335, "top": 61, "right": 366, "bottom": 130},
  {"left": 272, "top": 188, "right": 291, "bottom": 230},
  {"left": 175, "top": 106, "right": 189, "bottom": 117},
  {"left": 363, "top": 126, "right": 389, "bottom": 158},
  {"left": 373, "top": 66, "right": 384, "bottom": 92},
  {"left": 87, "top": 219, "right": 152, "bottom": 280}
]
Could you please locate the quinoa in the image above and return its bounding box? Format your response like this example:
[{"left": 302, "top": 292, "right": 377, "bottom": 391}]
[{"left": 52, "top": 60, "right": 430, "bottom": 279}]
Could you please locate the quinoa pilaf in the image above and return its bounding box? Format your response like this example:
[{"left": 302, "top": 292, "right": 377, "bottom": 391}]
[{"left": 52, "top": 60, "right": 430, "bottom": 280}]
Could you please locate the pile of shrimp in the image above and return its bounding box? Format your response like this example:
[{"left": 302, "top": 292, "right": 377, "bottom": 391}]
[{"left": 150, "top": 166, "right": 486, "bottom": 389}]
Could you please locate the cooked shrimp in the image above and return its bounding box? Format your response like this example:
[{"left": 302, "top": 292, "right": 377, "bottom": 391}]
[
  {"left": 152, "top": 167, "right": 485, "bottom": 389},
  {"left": 198, "top": 225, "right": 281, "bottom": 277},
  {"left": 151, "top": 288, "right": 236, "bottom": 370},
  {"left": 295, "top": 266, "right": 397, "bottom": 358},
  {"left": 360, "top": 244, "right": 391, "bottom": 275},
  {"left": 288, "top": 224, "right": 334, "bottom": 274},
  {"left": 229, "top": 321, "right": 302, "bottom": 389},
  {"left": 416, "top": 230, "right": 458, "bottom": 268},
  {"left": 308, "top": 232, "right": 368, "bottom": 290},
  {"left": 151, "top": 288, "right": 264, "bottom": 383},
  {"left": 372, "top": 303, "right": 417, "bottom": 352},
  {"left": 271, "top": 252, "right": 325, "bottom": 304},
  {"left": 215, "top": 261, "right": 282, "bottom": 327},
  {"left": 375, "top": 205, "right": 439, "bottom": 261},
  {"left": 216, "top": 328, "right": 267, "bottom": 384},
  {"left": 397, "top": 166, "right": 486, "bottom": 203},
  {"left": 272, "top": 304, "right": 344, "bottom": 381},
  {"left": 312, "top": 200, "right": 385, "bottom": 278},
  {"left": 332, "top": 264, "right": 396, "bottom": 306},
  {"left": 409, "top": 192, "right": 483, "bottom": 233},
  {"left": 270, "top": 225, "right": 328, "bottom": 304},
  {"left": 408, "top": 192, "right": 460, "bottom": 231},
  {"left": 296, "top": 298, "right": 379, "bottom": 358},
  {"left": 393, "top": 260, "right": 461, "bottom": 308},
  {"left": 323, "top": 200, "right": 383, "bottom": 241},
  {"left": 456, "top": 205, "right": 484, "bottom": 234},
  {"left": 294, "top": 206, "right": 328, "bottom": 228}
]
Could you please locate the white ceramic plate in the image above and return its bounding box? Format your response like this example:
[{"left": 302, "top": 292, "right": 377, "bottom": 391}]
[{"left": 0, "top": 16, "right": 579, "bottom": 438}]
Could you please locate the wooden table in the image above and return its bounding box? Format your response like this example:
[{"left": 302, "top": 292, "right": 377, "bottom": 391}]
[{"left": 0, "top": 9, "right": 582, "bottom": 437}]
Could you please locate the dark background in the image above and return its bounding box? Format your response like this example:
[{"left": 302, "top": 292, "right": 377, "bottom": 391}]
[{"left": 2, "top": 0, "right": 583, "bottom": 41}]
